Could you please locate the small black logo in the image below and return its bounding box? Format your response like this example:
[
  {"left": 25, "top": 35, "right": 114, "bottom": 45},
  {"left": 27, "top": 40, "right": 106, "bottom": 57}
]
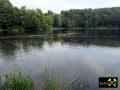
[{"left": 99, "top": 77, "right": 118, "bottom": 88}]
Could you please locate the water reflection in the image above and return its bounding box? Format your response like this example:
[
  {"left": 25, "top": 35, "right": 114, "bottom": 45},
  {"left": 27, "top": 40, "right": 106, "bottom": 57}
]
[
  {"left": 0, "top": 37, "right": 120, "bottom": 90},
  {"left": 0, "top": 37, "right": 120, "bottom": 58}
]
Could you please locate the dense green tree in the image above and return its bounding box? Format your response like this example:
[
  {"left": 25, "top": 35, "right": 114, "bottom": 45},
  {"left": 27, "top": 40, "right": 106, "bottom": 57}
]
[
  {"left": 45, "top": 10, "right": 54, "bottom": 16},
  {"left": 44, "top": 15, "right": 53, "bottom": 29},
  {"left": 61, "top": 8, "right": 120, "bottom": 28},
  {"left": 53, "top": 14, "right": 62, "bottom": 27},
  {"left": 20, "top": 8, "right": 44, "bottom": 33},
  {"left": 1, "top": 0, "right": 120, "bottom": 36},
  {"left": 0, "top": 0, "right": 13, "bottom": 29}
]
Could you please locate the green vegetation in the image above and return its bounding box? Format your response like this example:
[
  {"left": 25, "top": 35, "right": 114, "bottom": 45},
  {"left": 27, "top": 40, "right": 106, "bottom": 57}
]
[
  {"left": 0, "top": 73, "right": 34, "bottom": 90},
  {"left": 41, "top": 70, "right": 69, "bottom": 90},
  {"left": 42, "top": 71, "right": 58, "bottom": 90},
  {"left": 40, "top": 69, "right": 83, "bottom": 90},
  {"left": 61, "top": 8, "right": 120, "bottom": 28},
  {"left": 0, "top": 0, "right": 120, "bottom": 36},
  {"left": 0, "top": 72, "right": 83, "bottom": 90},
  {"left": 8, "top": 26, "right": 25, "bottom": 35}
]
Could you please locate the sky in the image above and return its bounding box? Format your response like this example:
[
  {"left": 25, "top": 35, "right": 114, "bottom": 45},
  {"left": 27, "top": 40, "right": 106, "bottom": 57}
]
[{"left": 10, "top": 0, "right": 120, "bottom": 13}]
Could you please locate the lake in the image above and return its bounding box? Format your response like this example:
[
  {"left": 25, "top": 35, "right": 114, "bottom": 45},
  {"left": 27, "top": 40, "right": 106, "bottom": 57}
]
[{"left": 0, "top": 36, "right": 120, "bottom": 90}]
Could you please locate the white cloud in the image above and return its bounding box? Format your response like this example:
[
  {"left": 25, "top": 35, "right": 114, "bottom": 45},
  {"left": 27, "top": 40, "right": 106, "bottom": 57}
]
[
  {"left": 110, "top": 0, "right": 120, "bottom": 4},
  {"left": 10, "top": 0, "right": 120, "bottom": 13},
  {"left": 10, "top": 0, "right": 76, "bottom": 13}
]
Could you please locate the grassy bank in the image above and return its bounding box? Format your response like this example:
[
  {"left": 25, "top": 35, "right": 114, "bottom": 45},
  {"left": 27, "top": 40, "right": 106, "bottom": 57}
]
[{"left": 0, "top": 72, "right": 83, "bottom": 90}]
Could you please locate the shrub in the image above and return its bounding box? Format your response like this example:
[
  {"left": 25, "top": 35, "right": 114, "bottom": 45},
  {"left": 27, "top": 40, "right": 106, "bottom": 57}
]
[{"left": 9, "top": 26, "right": 25, "bottom": 35}]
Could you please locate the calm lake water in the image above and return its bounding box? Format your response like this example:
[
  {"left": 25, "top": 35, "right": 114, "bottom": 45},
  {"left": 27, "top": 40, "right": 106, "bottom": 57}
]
[{"left": 0, "top": 36, "right": 120, "bottom": 90}]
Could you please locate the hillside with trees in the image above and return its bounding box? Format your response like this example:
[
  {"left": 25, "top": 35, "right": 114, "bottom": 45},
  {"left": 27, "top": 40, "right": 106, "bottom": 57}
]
[
  {"left": 61, "top": 8, "right": 120, "bottom": 28},
  {"left": 0, "top": 0, "right": 120, "bottom": 35}
]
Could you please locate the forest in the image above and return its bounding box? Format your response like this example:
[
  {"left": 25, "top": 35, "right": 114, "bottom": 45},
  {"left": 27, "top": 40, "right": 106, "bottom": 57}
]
[{"left": 0, "top": 0, "right": 120, "bottom": 35}]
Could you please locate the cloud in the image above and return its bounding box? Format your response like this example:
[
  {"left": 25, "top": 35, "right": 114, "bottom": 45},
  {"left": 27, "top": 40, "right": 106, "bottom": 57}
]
[
  {"left": 10, "top": 0, "right": 120, "bottom": 13},
  {"left": 111, "top": 0, "right": 120, "bottom": 6},
  {"left": 10, "top": 0, "right": 76, "bottom": 12}
]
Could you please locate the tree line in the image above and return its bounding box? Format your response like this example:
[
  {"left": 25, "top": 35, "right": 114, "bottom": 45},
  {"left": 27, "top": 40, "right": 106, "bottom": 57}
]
[
  {"left": 0, "top": 0, "right": 62, "bottom": 35},
  {"left": 61, "top": 8, "right": 120, "bottom": 28},
  {"left": 0, "top": 0, "right": 120, "bottom": 35}
]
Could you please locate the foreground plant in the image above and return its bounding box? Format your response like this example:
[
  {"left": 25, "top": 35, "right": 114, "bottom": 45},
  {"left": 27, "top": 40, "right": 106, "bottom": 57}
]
[
  {"left": 41, "top": 70, "right": 58, "bottom": 90},
  {"left": 0, "top": 73, "right": 34, "bottom": 90}
]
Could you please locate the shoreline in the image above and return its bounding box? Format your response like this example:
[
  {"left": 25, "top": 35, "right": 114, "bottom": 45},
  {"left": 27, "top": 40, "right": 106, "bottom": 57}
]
[
  {"left": 0, "top": 34, "right": 119, "bottom": 39},
  {"left": 52, "top": 27, "right": 120, "bottom": 30}
]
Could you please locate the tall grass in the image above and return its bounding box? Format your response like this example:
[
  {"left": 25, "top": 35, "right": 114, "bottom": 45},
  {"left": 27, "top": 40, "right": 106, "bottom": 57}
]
[
  {"left": 0, "top": 73, "right": 34, "bottom": 90},
  {"left": 0, "top": 71, "right": 83, "bottom": 90},
  {"left": 41, "top": 70, "right": 70, "bottom": 90},
  {"left": 41, "top": 70, "right": 59, "bottom": 90},
  {"left": 41, "top": 69, "right": 84, "bottom": 90}
]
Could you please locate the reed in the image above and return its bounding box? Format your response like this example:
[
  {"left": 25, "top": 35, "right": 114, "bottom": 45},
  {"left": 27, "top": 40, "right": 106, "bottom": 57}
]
[{"left": 0, "top": 73, "right": 34, "bottom": 90}]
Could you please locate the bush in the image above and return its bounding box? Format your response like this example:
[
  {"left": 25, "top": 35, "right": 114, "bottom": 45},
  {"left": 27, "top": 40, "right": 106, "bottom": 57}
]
[{"left": 9, "top": 26, "right": 25, "bottom": 35}]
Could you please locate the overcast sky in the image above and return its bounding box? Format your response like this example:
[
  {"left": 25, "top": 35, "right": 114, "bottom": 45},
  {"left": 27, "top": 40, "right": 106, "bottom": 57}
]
[{"left": 10, "top": 0, "right": 120, "bottom": 13}]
